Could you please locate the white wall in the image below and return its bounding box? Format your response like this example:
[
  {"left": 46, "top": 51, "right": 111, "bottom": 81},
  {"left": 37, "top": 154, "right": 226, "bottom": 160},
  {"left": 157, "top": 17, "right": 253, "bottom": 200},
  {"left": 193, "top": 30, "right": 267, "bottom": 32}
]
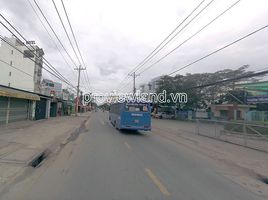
[{"left": 0, "top": 37, "right": 41, "bottom": 92}]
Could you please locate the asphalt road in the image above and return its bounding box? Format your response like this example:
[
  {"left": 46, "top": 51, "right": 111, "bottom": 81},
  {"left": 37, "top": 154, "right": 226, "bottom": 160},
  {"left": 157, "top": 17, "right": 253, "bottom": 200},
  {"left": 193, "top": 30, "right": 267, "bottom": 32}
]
[{"left": 1, "top": 111, "right": 266, "bottom": 200}]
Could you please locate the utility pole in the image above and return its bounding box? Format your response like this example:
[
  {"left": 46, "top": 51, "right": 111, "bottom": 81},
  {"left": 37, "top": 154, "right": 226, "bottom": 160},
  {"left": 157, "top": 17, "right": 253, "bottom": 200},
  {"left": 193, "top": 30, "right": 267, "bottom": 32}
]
[
  {"left": 74, "top": 65, "right": 86, "bottom": 116},
  {"left": 128, "top": 72, "right": 140, "bottom": 95}
]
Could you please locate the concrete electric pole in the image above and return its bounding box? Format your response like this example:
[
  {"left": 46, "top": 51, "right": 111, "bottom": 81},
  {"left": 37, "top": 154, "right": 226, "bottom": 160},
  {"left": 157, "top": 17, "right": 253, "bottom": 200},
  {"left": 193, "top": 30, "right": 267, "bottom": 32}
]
[
  {"left": 128, "top": 72, "right": 140, "bottom": 95},
  {"left": 74, "top": 65, "right": 86, "bottom": 116}
]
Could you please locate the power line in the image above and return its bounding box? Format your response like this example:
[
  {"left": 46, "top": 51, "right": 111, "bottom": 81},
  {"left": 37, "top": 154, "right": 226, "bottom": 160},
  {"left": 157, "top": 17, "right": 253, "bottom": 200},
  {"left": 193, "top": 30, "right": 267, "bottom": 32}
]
[
  {"left": 184, "top": 67, "right": 268, "bottom": 90},
  {"left": 116, "top": 0, "right": 210, "bottom": 89},
  {"left": 114, "top": 0, "right": 205, "bottom": 90},
  {"left": 81, "top": 71, "right": 92, "bottom": 92},
  {"left": 128, "top": 72, "right": 140, "bottom": 94},
  {"left": 117, "top": 78, "right": 132, "bottom": 92},
  {"left": 134, "top": 0, "right": 214, "bottom": 74},
  {"left": 0, "top": 14, "right": 72, "bottom": 84},
  {"left": 0, "top": 35, "right": 76, "bottom": 89},
  {"left": 51, "top": 0, "right": 91, "bottom": 92},
  {"left": 254, "top": 66, "right": 268, "bottom": 73},
  {"left": 74, "top": 65, "right": 86, "bottom": 115},
  {"left": 0, "top": 16, "right": 74, "bottom": 87},
  {"left": 33, "top": 0, "right": 78, "bottom": 68},
  {"left": 27, "top": 0, "right": 76, "bottom": 77},
  {"left": 115, "top": 74, "right": 131, "bottom": 92},
  {"left": 0, "top": 58, "right": 33, "bottom": 77},
  {"left": 168, "top": 24, "right": 268, "bottom": 76},
  {"left": 117, "top": 76, "right": 132, "bottom": 91},
  {"left": 79, "top": 67, "right": 91, "bottom": 92},
  {"left": 130, "top": 0, "right": 206, "bottom": 73},
  {"left": 138, "top": 0, "right": 241, "bottom": 75},
  {"left": 0, "top": 35, "right": 74, "bottom": 88},
  {"left": 0, "top": 12, "right": 76, "bottom": 88},
  {"left": 60, "top": 0, "right": 92, "bottom": 92},
  {"left": 33, "top": 0, "right": 91, "bottom": 97},
  {"left": 0, "top": 31, "right": 72, "bottom": 88},
  {"left": 61, "top": 0, "right": 85, "bottom": 66},
  {"left": 51, "top": 0, "right": 81, "bottom": 65}
]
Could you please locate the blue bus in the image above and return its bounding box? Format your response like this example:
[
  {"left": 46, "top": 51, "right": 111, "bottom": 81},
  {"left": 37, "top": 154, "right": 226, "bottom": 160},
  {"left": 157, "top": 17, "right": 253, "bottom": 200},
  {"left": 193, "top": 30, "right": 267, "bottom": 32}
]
[{"left": 109, "top": 102, "right": 151, "bottom": 131}]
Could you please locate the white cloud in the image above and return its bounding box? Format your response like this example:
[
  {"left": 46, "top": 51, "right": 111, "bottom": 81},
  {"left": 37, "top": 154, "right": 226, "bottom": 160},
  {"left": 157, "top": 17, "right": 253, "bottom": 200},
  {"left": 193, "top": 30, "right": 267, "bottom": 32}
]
[{"left": 1, "top": 0, "right": 268, "bottom": 93}]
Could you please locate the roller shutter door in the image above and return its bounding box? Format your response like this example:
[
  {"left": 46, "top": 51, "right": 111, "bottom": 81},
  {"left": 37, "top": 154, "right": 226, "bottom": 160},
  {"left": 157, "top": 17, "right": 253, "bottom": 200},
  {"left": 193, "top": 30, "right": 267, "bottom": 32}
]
[
  {"left": 0, "top": 96, "right": 8, "bottom": 124},
  {"left": 9, "top": 98, "right": 29, "bottom": 122}
]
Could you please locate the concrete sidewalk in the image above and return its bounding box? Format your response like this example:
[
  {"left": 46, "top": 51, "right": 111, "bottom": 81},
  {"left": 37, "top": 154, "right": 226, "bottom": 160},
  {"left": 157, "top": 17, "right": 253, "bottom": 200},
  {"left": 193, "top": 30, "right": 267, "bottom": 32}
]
[{"left": 0, "top": 112, "right": 91, "bottom": 191}]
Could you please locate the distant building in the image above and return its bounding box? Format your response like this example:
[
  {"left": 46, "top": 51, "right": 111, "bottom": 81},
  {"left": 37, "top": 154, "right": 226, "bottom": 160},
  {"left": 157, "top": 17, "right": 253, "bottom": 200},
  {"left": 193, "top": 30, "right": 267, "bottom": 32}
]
[
  {"left": 61, "top": 89, "right": 75, "bottom": 115},
  {"left": 0, "top": 36, "right": 44, "bottom": 93},
  {"left": 139, "top": 76, "right": 163, "bottom": 93},
  {"left": 41, "top": 79, "right": 62, "bottom": 98},
  {"left": 41, "top": 79, "right": 75, "bottom": 116},
  {"left": 234, "top": 81, "right": 268, "bottom": 122},
  {"left": 209, "top": 104, "right": 256, "bottom": 120}
]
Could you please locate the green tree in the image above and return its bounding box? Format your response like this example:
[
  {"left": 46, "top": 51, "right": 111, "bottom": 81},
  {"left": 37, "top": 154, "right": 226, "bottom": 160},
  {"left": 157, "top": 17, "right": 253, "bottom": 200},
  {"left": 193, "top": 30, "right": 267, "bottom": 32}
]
[{"left": 155, "top": 65, "right": 258, "bottom": 109}]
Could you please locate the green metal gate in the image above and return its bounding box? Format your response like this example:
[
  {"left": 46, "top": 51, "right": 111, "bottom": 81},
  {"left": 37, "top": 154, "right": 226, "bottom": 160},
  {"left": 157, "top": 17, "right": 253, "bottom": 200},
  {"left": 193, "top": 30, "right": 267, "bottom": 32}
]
[
  {"left": 0, "top": 96, "right": 8, "bottom": 124},
  {"left": 50, "top": 102, "right": 57, "bottom": 117},
  {"left": 35, "top": 98, "right": 47, "bottom": 120}
]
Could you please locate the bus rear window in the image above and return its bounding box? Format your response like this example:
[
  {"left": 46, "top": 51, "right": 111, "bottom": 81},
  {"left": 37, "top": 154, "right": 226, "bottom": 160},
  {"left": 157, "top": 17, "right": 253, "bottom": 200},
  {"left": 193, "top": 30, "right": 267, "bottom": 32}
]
[{"left": 125, "top": 104, "right": 148, "bottom": 112}]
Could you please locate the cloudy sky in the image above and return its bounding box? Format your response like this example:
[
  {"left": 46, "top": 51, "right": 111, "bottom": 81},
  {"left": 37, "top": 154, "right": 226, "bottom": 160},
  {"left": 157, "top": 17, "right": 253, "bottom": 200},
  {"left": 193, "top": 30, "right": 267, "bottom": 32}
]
[{"left": 1, "top": 0, "right": 268, "bottom": 93}]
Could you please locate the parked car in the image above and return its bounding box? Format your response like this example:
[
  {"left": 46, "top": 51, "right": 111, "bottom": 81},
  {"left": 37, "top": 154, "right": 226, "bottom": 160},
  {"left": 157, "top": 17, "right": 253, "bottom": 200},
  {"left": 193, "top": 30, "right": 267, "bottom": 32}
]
[
  {"left": 155, "top": 112, "right": 163, "bottom": 119},
  {"left": 155, "top": 111, "right": 175, "bottom": 119}
]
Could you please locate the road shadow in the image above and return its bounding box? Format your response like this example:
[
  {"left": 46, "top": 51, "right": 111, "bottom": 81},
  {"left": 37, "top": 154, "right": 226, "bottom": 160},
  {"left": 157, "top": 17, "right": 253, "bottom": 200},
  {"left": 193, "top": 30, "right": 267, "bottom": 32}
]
[{"left": 119, "top": 129, "right": 148, "bottom": 136}]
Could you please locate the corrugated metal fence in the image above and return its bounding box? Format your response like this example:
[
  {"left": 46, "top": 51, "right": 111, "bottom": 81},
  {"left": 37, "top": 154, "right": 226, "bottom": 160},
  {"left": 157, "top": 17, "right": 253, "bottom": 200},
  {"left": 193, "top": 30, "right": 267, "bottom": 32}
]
[{"left": 196, "top": 119, "right": 268, "bottom": 153}]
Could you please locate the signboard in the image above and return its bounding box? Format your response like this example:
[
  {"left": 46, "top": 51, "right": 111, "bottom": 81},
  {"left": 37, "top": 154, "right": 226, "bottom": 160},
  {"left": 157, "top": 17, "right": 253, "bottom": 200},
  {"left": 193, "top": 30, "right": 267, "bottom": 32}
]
[
  {"left": 246, "top": 96, "right": 268, "bottom": 103},
  {"left": 62, "top": 92, "right": 69, "bottom": 101},
  {"left": 50, "top": 90, "right": 55, "bottom": 97},
  {"left": 26, "top": 41, "right": 35, "bottom": 45}
]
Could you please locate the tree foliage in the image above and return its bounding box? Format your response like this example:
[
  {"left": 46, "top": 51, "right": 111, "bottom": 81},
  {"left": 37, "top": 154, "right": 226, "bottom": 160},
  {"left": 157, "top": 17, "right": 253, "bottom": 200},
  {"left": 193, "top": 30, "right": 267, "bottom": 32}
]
[{"left": 156, "top": 65, "right": 258, "bottom": 110}]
